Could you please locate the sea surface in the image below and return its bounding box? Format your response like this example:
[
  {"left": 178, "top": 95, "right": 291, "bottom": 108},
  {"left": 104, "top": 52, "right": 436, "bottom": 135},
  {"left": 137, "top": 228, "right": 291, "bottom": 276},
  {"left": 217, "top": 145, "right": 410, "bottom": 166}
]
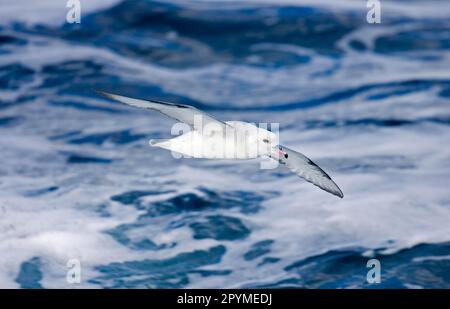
[{"left": 0, "top": 0, "right": 450, "bottom": 288}]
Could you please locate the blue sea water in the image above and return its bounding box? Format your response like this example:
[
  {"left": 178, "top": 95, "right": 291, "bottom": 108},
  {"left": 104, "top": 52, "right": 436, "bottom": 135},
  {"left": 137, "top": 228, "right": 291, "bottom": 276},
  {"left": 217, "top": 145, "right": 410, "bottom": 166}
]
[{"left": 0, "top": 0, "right": 450, "bottom": 288}]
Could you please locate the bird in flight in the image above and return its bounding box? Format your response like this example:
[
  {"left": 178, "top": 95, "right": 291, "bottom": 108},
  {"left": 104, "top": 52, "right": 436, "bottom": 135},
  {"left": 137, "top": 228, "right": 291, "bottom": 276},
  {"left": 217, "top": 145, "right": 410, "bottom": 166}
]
[{"left": 98, "top": 91, "right": 343, "bottom": 198}]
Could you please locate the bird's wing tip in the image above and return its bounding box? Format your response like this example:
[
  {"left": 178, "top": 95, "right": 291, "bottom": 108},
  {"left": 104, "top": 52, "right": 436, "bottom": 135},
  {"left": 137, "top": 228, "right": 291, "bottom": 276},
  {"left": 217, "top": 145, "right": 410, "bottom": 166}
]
[
  {"left": 96, "top": 89, "right": 113, "bottom": 98},
  {"left": 330, "top": 182, "right": 344, "bottom": 199}
]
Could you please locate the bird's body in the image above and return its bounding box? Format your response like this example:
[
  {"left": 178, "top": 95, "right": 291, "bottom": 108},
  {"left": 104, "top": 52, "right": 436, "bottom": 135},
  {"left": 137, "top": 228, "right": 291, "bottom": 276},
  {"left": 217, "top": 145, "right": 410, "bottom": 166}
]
[
  {"left": 98, "top": 91, "right": 344, "bottom": 198},
  {"left": 151, "top": 121, "right": 275, "bottom": 159}
]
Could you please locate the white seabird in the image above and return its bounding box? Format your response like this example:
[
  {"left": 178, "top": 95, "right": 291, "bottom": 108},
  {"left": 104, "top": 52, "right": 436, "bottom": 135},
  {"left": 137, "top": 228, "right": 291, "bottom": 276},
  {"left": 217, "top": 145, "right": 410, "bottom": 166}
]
[{"left": 98, "top": 91, "right": 344, "bottom": 198}]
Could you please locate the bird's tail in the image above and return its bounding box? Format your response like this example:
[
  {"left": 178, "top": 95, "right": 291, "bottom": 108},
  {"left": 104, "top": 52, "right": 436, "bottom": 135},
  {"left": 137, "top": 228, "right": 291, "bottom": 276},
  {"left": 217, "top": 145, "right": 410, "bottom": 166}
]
[{"left": 149, "top": 138, "right": 171, "bottom": 147}]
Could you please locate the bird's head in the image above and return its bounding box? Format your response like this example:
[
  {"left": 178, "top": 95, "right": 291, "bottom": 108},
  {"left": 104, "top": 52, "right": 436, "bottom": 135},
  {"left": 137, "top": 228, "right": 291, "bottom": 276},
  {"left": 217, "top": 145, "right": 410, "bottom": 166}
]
[{"left": 257, "top": 128, "right": 278, "bottom": 153}]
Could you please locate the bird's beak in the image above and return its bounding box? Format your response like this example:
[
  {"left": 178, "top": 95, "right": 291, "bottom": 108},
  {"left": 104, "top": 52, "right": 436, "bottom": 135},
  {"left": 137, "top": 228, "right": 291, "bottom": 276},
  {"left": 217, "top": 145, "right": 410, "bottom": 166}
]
[
  {"left": 279, "top": 149, "right": 287, "bottom": 159},
  {"left": 273, "top": 146, "right": 287, "bottom": 160}
]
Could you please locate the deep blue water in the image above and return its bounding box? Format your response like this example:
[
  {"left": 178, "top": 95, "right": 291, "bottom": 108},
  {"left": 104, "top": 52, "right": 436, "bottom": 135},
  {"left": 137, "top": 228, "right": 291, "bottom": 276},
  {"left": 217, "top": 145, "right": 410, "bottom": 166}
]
[{"left": 1, "top": 0, "right": 450, "bottom": 288}]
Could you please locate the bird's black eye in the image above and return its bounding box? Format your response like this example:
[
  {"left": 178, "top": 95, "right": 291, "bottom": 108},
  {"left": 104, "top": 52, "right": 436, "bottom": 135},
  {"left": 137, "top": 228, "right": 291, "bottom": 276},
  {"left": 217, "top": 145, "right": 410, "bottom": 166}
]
[{"left": 263, "top": 138, "right": 269, "bottom": 143}]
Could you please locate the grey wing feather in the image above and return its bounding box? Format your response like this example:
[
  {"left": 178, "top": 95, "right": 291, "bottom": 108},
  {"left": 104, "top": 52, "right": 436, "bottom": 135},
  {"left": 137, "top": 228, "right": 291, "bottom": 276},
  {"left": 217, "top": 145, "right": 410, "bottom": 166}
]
[
  {"left": 97, "top": 90, "right": 228, "bottom": 130},
  {"left": 272, "top": 145, "right": 344, "bottom": 198}
]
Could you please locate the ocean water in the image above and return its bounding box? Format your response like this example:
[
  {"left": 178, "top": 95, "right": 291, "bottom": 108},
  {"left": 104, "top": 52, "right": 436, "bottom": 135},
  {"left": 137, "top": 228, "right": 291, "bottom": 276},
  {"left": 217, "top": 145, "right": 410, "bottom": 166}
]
[{"left": 0, "top": 0, "right": 450, "bottom": 289}]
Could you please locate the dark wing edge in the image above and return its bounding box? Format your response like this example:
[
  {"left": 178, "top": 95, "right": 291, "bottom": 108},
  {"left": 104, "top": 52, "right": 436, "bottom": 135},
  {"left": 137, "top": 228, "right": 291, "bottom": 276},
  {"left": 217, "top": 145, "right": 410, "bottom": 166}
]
[{"left": 96, "top": 90, "right": 229, "bottom": 130}]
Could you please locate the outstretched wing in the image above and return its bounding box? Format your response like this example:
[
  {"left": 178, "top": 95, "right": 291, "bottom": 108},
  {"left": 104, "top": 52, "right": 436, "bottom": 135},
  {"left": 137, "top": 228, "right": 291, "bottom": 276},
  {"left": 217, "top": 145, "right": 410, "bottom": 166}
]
[
  {"left": 97, "top": 90, "right": 228, "bottom": 130},
  {"left": 271, "top": 145, "right": 343, "bottom": 198}
]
